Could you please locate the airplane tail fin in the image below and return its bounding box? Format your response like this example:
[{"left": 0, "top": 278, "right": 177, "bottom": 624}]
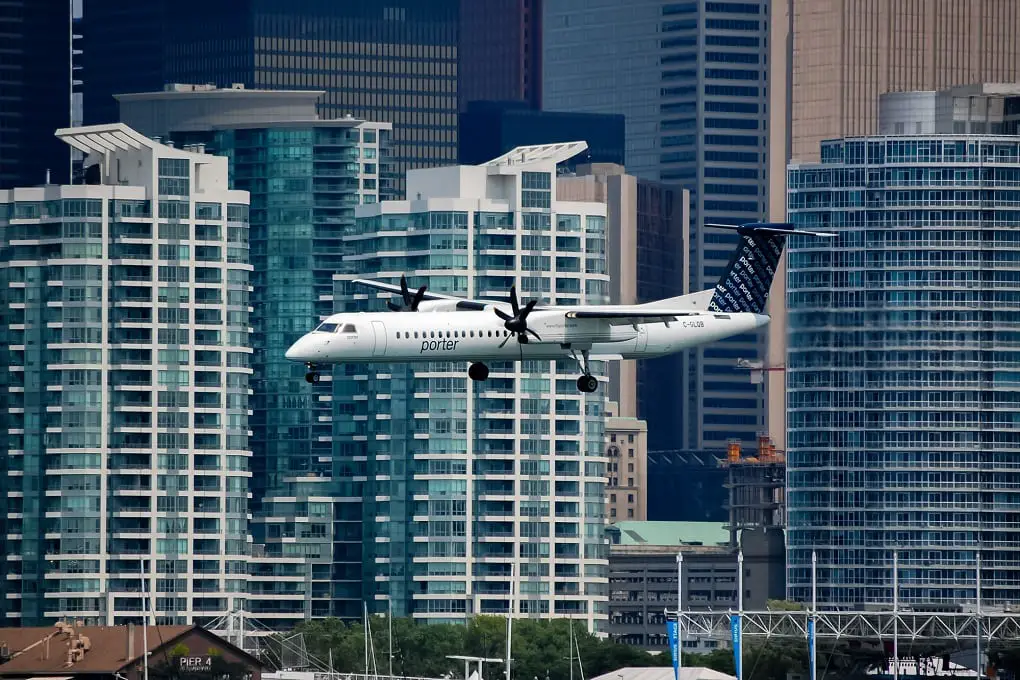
[{"left": 705, "top": 222, "right": 835, "bottom": 314}]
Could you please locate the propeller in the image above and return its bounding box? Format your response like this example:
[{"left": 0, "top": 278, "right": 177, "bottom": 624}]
[
  {"left": 387, "top": 274, "right": 427, "bottom": 312},
  {"left": 494, "top": 285, "right": 542, "bottom": 348}
]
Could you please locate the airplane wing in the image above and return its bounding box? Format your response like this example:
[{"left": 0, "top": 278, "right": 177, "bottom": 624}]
[
  {"left": 565, "top": 306, "right": 710, "bottom": 326},
  {"left": 352, "top": 278, "right": 505, "bottom": 311}
]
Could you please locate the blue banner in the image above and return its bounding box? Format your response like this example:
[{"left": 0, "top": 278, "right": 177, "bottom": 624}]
[
  {"left": 667, "top": 619, "right": 680, "bottom": 680},
  {"left": 730, "top": 614, "right": 742, "bottom": 679},
  {"left": 808, "top": 619, "right": 817, "bottom": 680}
]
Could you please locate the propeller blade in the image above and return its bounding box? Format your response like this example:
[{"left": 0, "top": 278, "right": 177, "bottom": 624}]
[
  {"left": 509, "top": 286, "right": 520, "bottom": 316},
  {"left": 526, "top": 328, "right": 542, "bottom": 341},
  {"left": 400, "top": 275, "right": 412, "bottom": 306},
  {"left": 494, "top": 308, "right": 511, "bottom": 322},
  {"left": 521, "top": 300, "right": 537, "bottom": 318},
  {"left": 387, "top": 300, "right": 402, "bottom": 312},
  {"left": 411, "top": 285, "right": 427, "bottom": 311},
  {"left": 499, "top": 334, "right": 511, "bottom": 348}
]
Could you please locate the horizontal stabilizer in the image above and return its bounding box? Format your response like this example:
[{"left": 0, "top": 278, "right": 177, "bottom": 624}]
[{"left": 705, "top": 222, "right": 837, "bottom": 238}]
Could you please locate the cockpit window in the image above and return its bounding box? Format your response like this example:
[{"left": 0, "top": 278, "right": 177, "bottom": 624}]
[
  {"left": 315, "top": 322, "right": 338, "bottom": 333},
  {"left": 340, "top": 324, "right": 357, "bottom": 333}
]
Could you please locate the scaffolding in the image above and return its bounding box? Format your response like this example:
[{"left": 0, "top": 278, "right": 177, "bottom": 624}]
[
  {"left": 720, "top": 435, "right": 785, "bottom": 547},
  {"left": 670, "top": 608, "right": 1020, "bottom": 642}
]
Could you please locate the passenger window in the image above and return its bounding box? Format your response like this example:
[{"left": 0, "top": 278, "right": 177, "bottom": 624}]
[{"left": 414, "top": 332, "right": 419, "bottom": 339}]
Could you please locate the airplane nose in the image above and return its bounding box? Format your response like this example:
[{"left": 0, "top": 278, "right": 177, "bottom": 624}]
[
  {"left": 752, "top": 313, "right": 771, "bottom": 328},
  {"left": 285, "top": 337, "right": 307, "bottom": 361}
]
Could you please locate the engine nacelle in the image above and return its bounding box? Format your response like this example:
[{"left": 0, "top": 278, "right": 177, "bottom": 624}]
[{"left": 416, "top": 299, "right": 464, "bottom": 313}]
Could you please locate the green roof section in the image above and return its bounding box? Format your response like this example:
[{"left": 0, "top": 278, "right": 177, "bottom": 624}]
[{"left": 609, "top": 521, "right": 729, "bottom": 547}]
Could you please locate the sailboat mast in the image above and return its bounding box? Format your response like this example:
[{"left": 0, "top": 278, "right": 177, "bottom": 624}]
[
  {"left": 569, "top": 619, "right": 574, "bottom": 680},
  {"left": 364, "top": 602, "right": 370, "bottom": 676},
  {"left": 505, "top": 563, "right": 514, "bottom": 680}
]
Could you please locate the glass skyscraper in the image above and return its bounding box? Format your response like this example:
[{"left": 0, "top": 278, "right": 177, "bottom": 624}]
[
  {"left": 116, "top": 85, "right": 394, "bottom": 626},
  {"left": 542, "top": 0, "right": 769, "bottom": 450},
  {"left": 84, "top": 0, "right": 458, "bottom": 188},
  {"left": 332, "top": 143, "right": 611, "bottom": 628},
  {"left": 0, "top": 124, "right": 252, "bottom": 625},
  {"left": 215, "top": 121, "right": 391, "bottom": 625},
  {"left": 787, "top": 135, "right": 1020, "bottom": 607}
]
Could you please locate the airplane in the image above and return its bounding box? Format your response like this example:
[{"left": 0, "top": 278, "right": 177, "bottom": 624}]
[{"left": 285, "top": 221, "right": 834, "bottom": 392}]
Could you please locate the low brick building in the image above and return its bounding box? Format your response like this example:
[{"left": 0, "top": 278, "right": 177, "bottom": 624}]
[{"left": 0, "top": 622, "right": 262, "bottom": 680}]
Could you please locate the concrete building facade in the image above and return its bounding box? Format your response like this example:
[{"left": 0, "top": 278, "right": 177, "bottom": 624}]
[
  {"left": 605, "top": 401, "right": 648, "bottom": 522},
  {"left": 556, "top": 164, "right": 689, "bottom": 447},
  {"left": 790, "top": 0, "right": 1020, "bottom": 165},
  {"left": 607, "top": 522, "right": 784, "bottom": 651},
  {"left": 0, "top": 124, "right": 252, "bottom": 625},
  {"left": 879, "top": 83, "right": 1020, "bottom": 137},
  {"left": 333, "top": 142, "right": 611, "bottom": 630}
]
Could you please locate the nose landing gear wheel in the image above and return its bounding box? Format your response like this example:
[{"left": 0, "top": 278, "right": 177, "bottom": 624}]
[
  {"left": 305, "top": 372, "right": 320, "bottom": 384},
  {"left": 577, "top": 374, "right": 598, "bottom": 393},
  {"left": 468, "top": 362, "right": 489, "bottom": 381}
]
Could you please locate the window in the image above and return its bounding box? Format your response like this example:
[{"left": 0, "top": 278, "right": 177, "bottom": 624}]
[
  {"left": 315, "top": 322, "right": 338, "bottom": 333},
  {"left": 340, "top": 324, "right": 357, "bottom": 333}
]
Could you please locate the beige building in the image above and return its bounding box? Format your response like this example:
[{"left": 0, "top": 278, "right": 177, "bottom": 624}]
[
  {"left": 605, "top": 401, "right": 648, "bottom": 522},
  {"left": 765, "top": 0, "right": 1020, "bottom": 447},
  {"left": 557, "top": 165, "right": 689, "bottom": 450},
  {"left": 790, "top": 0, "right": 1020, "bottom": 164}
]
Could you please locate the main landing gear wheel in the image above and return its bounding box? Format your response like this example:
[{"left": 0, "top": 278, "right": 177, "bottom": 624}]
[
  {"left": 571, "top": 349, "right": 598, "bottom": 393},
  {"left": 305, "top": 363, "right": 321, "bottom": 384},
  {"left": 577, "top": 374, "right": 598, "bottom": 393},
  {"left": 468, "top": 362, "right": 489, "bottom": 381}
]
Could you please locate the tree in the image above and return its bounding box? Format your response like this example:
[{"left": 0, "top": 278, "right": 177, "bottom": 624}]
[{"left": 283, "top": 615, "right": 677, "bottom": 680}]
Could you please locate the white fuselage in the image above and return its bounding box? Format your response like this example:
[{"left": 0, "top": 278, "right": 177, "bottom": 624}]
[{"left": 285, "top": 307, "right": 770, "bottom": 365}]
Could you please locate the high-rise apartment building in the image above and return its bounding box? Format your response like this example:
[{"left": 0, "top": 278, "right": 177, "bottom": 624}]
[
  {"left": 333, "top": 142, "right": 610, "bottom": 629},
  {"left": 786, "top": 132, "right": 1020, "bottom": 607},
  {"left": 768, "top": 1, "right": 1020, "bottom": 445},
  {"left": 115, "top": 85, "right": 391, "bottom": 626},
  {"left": 0, "top": 124, "right": 252, "bottom": 625},
  {"left": 84, "top": 0, "right": 457, "bottom": 186},
  {"left": 543, "top": 0, "right": 769, "bottom": 450},
  {"left": 459, "top": 0, "right": 543, "bottom": 110},
  {"left": 556, "top": 164, "right": 689, "bottom": 449},
  {"left": 0, "top": 0, "right": 79, "bottom": 188}
]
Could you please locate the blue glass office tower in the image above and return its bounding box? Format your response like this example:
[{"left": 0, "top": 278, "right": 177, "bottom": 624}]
[
  {"left": 0, "top": 0, "right": 78, "bottom": 188},
  {"left": 787, "top": 136, "right": 1020, "bottom": 607},
  {"left": 543, "top": 0, "right": 769, "bottom": 449}
]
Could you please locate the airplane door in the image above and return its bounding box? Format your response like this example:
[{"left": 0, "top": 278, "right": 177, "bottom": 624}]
[
  {"left": 371, "top": 320, "right": 387, "bottom": 357},
  {"left": 636, "top": 325, "right": 649, "bottom": 352}
]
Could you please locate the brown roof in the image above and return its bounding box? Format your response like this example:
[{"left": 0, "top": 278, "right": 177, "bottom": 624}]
[{"left": 0, "top": 624, "right": 193, "bottom": 676}]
